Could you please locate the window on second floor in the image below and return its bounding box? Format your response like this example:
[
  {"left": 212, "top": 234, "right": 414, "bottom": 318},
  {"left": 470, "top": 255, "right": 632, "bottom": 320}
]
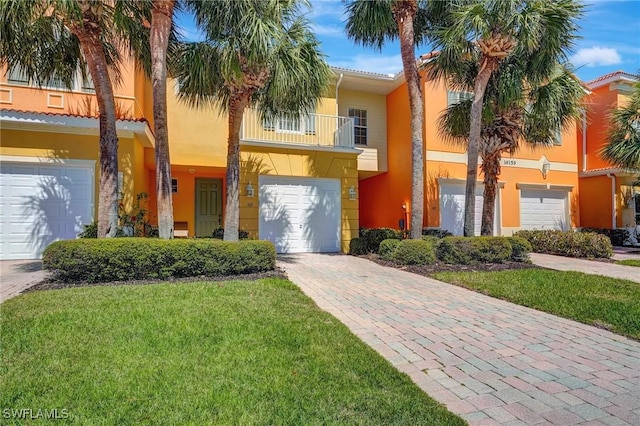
[
  {"left": 349, "top": 108, "right": 367, "bottom": 145},
  {"left": 553, "top": 127, "right": 563, "bottom": 146},
  {"left": 5, "top": 66, "right": 81, "bottom": 91},
  {"left": 447, "top": 91, "right": 473, "bottom": 107}
]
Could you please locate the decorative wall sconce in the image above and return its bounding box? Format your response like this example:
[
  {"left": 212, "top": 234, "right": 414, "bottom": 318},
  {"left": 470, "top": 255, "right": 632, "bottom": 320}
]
[
  {"left": 349, "top": 185, "right": 357, "bottom": 200},
  {"left": 541, "top": 160, "right": 551, "bottom": 179},
  {"left": 246, "top": 182, "right": 254, "bottom": 197}
]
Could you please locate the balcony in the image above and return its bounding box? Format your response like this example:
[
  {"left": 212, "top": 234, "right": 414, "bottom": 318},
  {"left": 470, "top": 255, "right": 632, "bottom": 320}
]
[{"left": 241, "top": 109, "right": 355, "bottom": 150}]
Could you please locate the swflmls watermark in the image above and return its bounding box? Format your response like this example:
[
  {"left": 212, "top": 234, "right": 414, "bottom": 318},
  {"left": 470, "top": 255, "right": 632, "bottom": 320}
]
[{"left": 3, "top": 408, "right": 69, "bottom": 420}]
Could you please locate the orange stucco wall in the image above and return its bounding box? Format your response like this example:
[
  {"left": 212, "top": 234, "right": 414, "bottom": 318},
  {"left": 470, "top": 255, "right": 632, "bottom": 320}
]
[
  {"left": 579, "top": 175, "right": 614, "bottom": 228},
  {"left": 360, "top": 73, "right": 582, "bottom": 233},
  {"left": 582, "top": 86, "right": 619, "bottom": 171}
]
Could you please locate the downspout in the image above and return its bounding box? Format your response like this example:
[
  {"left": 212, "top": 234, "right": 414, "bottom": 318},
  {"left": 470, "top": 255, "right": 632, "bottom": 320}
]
[
  {"left": 607, "top": 173, "right": 617, "bottom": 229},
  {"left": 582, "top": 109, "right": 587, "bottom": 172},
  {"left": 335, "top": 73, "right": 344, "bottom": 116}
]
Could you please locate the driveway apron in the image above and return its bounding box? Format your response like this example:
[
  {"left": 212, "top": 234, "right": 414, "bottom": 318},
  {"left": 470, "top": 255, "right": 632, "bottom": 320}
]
[{"left": 279, "top": 254, "right": 640, "bottom": 426}]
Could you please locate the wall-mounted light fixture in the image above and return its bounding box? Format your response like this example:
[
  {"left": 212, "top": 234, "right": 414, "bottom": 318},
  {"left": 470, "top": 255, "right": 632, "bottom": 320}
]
[
  {"left": 246, "top": 182, "right": 254, "bottom": 197},
  {"left": 541, "top": 160, "right": 551, "bottom": 179},
  {"left": 188, "top": 168, "right": 196, "bottom": 174},
  {"left": 349, "top": 185, "right": 357, "bottom": 200},
  {"left": 401, "top": 203, "right": 407, "bottom": 210}
]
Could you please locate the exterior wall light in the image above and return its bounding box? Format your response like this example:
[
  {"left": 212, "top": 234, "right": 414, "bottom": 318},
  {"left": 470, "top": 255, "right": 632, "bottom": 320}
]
[
  {"left": 349, "top": 185, "right": 357, "bottom": 200},
  {"left": 246, "top": 182, "right": 254, "bottom": 197},
  {"left": 541, "top": 160, "right": 551, "bottom": 179}
]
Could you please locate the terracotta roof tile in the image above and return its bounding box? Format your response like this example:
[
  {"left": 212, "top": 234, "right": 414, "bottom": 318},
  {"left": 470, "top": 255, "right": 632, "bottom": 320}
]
[
  {"left": 0, "top": 108, "right": 147, "bottom": 123},
  {"left": 586, "top": 71, "right": 638, "bottom": 87}
]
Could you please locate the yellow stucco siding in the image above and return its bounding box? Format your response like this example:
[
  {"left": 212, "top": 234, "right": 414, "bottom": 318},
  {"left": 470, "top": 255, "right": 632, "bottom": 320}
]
[
  {"left": 1, "top": 128, "right": 145, "bottom": 216},
  {"left": 239, "top": 145, "right": 359, "bottom": 252}
]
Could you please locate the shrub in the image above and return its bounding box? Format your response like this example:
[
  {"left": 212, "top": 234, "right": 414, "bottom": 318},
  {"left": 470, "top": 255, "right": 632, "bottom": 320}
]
[
  {"left": 507, "top": 237, "right": 532, "bottom": 262},
  {"left": 579, "top": 227, "right": 629, "bottom": 247},
  {"left": 378, "top": 239, "right": 401, "bottom": 261},
  {"left": 514, "top": 230, "right": 613, "bottom": 259},
  {"left": 349, "top": 238, "right": 368, "bottom": 255},
  {"left": 212, "top": 227, "right": 250, "bottom": 240},
  {"left": 359, "top": 228, "right": 402, "bottom": 253},
  {"left": 43, "top": 239, "right": 275, "bottom": 283},
  {"left": 437, "top": 237, "right": 513, "bottom": 265},
  {"left": 392, "top": 239, "right": 436, "bottom": 265},
  {"left": 421, "top": 235, "right": 442, "bottom": 249},
  {"left": 422, "top": 228, "right": 453, "bottom": 238}
]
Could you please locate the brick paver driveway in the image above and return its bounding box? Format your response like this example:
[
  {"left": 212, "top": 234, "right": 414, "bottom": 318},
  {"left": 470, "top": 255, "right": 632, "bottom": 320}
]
[{"left": 280, "top": 254, "right": 640, "bottom": 426}]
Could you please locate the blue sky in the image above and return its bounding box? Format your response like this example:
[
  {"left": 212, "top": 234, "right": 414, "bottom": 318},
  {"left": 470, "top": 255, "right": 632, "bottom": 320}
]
[{"left": 177, "top": 0, "right": 640, "bottom": 83}]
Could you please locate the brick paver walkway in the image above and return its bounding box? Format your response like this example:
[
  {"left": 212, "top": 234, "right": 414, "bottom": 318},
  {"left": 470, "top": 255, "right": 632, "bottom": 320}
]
[
  {"left": 530, "top": 254, "right": 640, "bottom": 283},
  {"left": 0, "top": 260, "right": 46, "bottom": 303},
  {"left": 280, "top": 254, "right": 640, "bottom": 426}
]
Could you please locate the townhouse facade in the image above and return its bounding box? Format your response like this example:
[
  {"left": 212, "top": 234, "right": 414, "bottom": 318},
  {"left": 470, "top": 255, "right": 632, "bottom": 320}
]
[{"left": 0, "top": 58, "right": 637, "bottom": 260}]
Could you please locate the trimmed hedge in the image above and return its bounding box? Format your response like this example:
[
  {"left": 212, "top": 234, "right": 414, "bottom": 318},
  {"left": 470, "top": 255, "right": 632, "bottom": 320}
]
[
  {"left": 379, "top": 239, "right": 401, "bottom": 261},
  {"left": 392, "top": 239, "right": 436, "bottom": 265},
  {"left": 507, "top": 237, "right": 532, "bottom": 262},
  {"left": 422, "top": 228, "right": 453, "bottom": 238},
  {"left": 437, "top": 237, "right": 513, "bottom": 265},
  {"left": 579, "top": 227, "right": 629, "bottom": 247},
  {"left": 514, "top": 230, "right": 613, "bottom": 259},
  {"left": 359, "top": 228, "right": 402, "bottom": 253},
  {"left": 43, "top": 238, "right": 276, "bottom": 283},
  {"left": 349, "top": 238, "right": 368, "bottom": 255}
]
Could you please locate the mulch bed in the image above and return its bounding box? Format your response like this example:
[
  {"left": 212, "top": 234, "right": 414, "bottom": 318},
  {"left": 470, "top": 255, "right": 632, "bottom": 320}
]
[
  {"left": 362, "top": 253, "right": 541, "bottom": 277},
  {"left": 24, "top": 268, "right": 289, "bottom": 293}
]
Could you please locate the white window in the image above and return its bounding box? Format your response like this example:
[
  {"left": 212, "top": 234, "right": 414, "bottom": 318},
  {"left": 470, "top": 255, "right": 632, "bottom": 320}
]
[
  {"left": 447, "top": 91, "right": 473, "bottom": 107},
  {"left": 263, "top": 114, "right": 316, "bottom": 135},
  {"left": 6, "top": 67, "right": 29, "bottom": 86},
  {"left": 349, "top": 108, "right": 367, "bottom": 145}
]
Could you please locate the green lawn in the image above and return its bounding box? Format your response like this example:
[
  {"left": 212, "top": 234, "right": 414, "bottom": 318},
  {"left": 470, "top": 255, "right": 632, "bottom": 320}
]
[
  {"left": 1, "top": 279, "right": 464, "bottom": 425},
  {"left": 432, "top": 269, "right": 640, "bottom": 340},
  {"left": 615, "top": 259, "right": 640, "bottom": 267}
]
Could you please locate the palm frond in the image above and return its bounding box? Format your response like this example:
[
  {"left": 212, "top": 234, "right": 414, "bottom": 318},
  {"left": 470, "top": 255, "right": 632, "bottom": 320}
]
[{"left": 600, "top": 81, "right": 640, "bottom": 170}]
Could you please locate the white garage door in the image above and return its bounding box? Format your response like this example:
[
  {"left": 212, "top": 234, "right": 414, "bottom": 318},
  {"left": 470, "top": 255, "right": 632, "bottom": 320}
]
[
  {"left": 0, "top": 161, "right": 94, "bottom": 260},
  {"left": 259, "top": 176, "right": 341, "bottom": 253},
  {"left": 520, "top": 189, "right": 568, "bottom": 230},
  {"left": 440, "top": 183, "right": 499, "bottom": 236}
]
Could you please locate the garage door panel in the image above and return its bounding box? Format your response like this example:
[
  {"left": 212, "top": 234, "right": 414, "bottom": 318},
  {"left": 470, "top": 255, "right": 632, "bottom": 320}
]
[
  {"left": 440, "top": 184, "right": 496, "bottom": 236},
  {"left": 0, "top": 162, "right": 94, "bottom": 260},
  {"left": 520, "top": 189, "right": 568, "bottom": 230},
  {"left": 259, "top": 176, "right": 341, "bottom": 253}
]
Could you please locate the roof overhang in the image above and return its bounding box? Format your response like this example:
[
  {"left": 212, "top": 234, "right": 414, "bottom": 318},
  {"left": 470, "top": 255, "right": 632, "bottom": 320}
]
[
  {"left": 331, "top": 67, "right": 403, "bottom": 95},
  {"left": 587, "top": 72, "right": 638, "bottom": 91},
  {"left": 579, "top": 167, "right": 639, "bottom": 178},
  {"left": 0, "top": 110, "right": 155, "bottom": 147}
]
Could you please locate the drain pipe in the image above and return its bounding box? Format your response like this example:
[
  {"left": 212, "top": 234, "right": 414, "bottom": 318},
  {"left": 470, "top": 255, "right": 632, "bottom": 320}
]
[
  {"left": 335, "top": 73, "right": 344, "bottom": 116},
  {"left": 607, "top": 173, "right": 617, "bottom": 229},
  {"left": 582, "top": 109, "right": 587, "bottom": 172}
]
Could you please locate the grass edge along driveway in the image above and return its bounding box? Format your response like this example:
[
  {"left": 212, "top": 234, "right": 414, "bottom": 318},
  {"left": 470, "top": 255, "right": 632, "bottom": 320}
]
[
  {"left": 1, "top": 278, "right": 465, "bottom": 425},
  {"left": 432, "top": 269, "right": 640, "bottom": 341}
]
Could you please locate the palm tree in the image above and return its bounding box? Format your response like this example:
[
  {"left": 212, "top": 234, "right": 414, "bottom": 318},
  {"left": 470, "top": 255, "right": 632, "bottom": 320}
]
[
  {"left": 0, "top": 0, "right": 149, "bottom": 238},
  {"left": 150, "top": 0, "right": 177, "bottom": 239},
  {"left": 345, "top": 0, "right": 434, "bottom": 239},
  {"left": 437, "top": 60, "right": 585, "bottom": 234},
  {"left": 600, "top": 80, "right": 640, "bottom": 170},
  {"left": 174, "top": 0, "right": 331, "bottom": 241},
  {"left": 429, "top": 0, "right": 583, "bottom": 236}
]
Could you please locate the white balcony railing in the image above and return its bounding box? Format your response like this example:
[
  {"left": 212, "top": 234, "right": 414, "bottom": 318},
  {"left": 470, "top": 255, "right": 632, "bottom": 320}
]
[{"left": 241, "top": 109, "right": 355, "bottom": 149}]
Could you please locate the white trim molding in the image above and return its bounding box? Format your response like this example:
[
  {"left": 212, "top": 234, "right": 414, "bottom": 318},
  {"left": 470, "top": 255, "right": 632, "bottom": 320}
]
[
  {"left": 516, "top": 182, "right": 574, "bottom": 192},
  {"left": 47, "top": 93, "right": 64, "bottom": 109},
  {"left": 0, "top": 155, "right": 96, "bottom": 167},
  {"left": 0, "top": 110, "right": 155, "bottom": 147},
  {"left": 0, "top": 87, "right": 12, "bottom": 104},
  {"left": 437, "top": 177, "right": 506, "bottom": 188}
]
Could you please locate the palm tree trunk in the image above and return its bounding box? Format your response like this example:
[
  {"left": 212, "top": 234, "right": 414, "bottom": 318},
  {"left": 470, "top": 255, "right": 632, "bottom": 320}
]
[
  {"left": 151, "top": 0, "right": 175, "bottom": 239},
  {"left": 73, "top": 23, "right": 118, "bottom": 238},
  {"left": 393, "top": 1, "right": 424, "bottom": 239},
  {"left": 464, "top": 59, "right": 494, "bottom": 237},
  {"left": 224, "top": 95, "right": 249, "bottom": 242},
  {"left": 480, "top": 150, "right": 501, "bottom": 236}
]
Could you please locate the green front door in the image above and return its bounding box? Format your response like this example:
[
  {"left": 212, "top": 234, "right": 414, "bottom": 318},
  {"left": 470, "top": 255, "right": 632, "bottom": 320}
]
[{"left": 195, "top": 178, "right": 222, "bottom": 237}]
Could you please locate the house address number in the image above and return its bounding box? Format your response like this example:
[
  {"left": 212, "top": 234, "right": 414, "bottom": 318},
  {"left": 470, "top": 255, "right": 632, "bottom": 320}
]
[{"left": 502, "top": 159, "right": 517, "bottom": 166}]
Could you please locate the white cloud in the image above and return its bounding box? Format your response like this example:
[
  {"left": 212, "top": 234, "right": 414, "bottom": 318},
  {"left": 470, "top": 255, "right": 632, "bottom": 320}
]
[
  {"left": 311, "top": 23, "right": 344, "bottom": 38},
  {"left": 570, "top": 47, "right": 622, "bottom": 67},
  {"left": 309, "top": 0, "right": 345, "bottom": 19},
  {"left": 331, "top": 54, "right": 402, "bottom": 75}
]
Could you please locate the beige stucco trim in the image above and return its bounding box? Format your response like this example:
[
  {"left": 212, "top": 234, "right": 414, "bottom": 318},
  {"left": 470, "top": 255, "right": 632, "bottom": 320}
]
[
  {"left": 0, "top": 87, "right": 12, "bottom": 104},
  {"left": 426, "top": 150, "right": 578, "bottom": 172}
]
